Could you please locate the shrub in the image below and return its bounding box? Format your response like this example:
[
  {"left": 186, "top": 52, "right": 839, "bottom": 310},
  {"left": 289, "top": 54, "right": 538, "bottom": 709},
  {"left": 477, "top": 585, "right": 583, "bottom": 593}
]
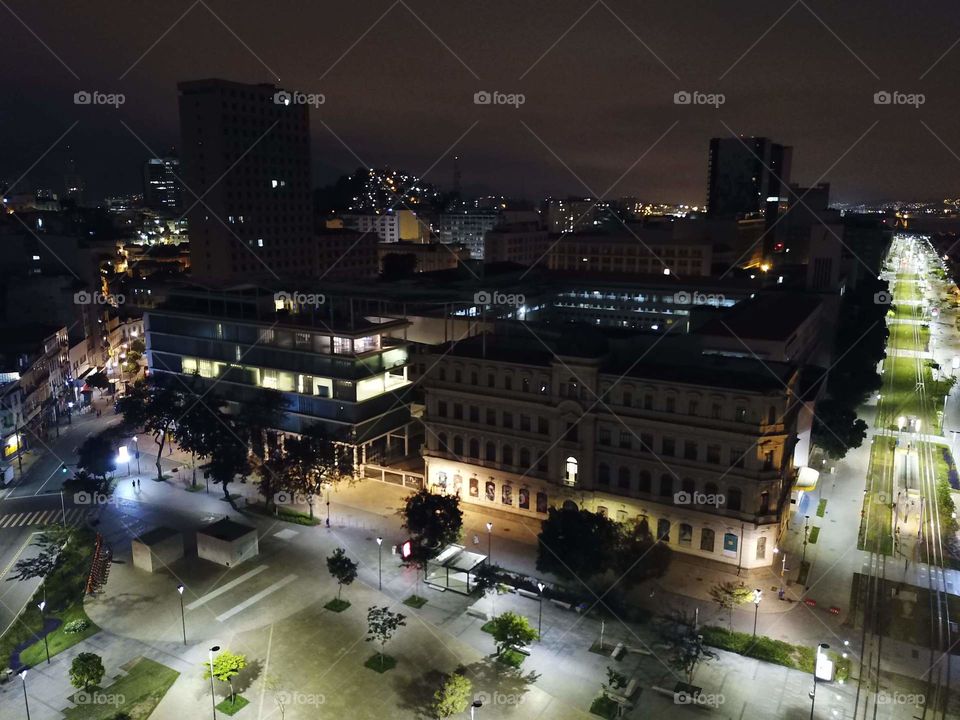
[{"left": 64, "top": 619, "right": 90, "bottom": 634}]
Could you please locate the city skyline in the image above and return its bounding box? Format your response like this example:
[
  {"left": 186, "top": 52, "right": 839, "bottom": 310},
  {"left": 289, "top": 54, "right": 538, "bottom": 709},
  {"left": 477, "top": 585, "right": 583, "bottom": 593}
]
[{"left": 3, "top": 1, "right": 960, "bottom": 203}]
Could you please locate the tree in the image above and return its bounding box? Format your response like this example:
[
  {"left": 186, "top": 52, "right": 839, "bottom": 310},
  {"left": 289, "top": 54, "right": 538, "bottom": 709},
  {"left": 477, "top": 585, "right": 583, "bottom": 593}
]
[
  {"left": 278, "top": 428, "right": 346, "bottom": 518},
  {"left": 365, "top": 605, "right": 406, "bottom": 669},
  {"left": 118, "top": 380, "right": 184, "bottom": 480},
  {"left": 488, "top": 611, "right": 538, "bottom": 655},
  {"left": 70, "top": 652, "right": 105, "bottom": 691},
  {"left": 62, "top": 469, "right": 112, "bottom": 504},
  {"left": 812, "top": 399, "right": 868, "bottom": 459},
  {"left": 6, "top": 526, "right": 72, "bottom": 583},
  {"left": 77, "top": 432, "right": 118, "bottom": 480},
  {"left": 198, "top": 402, "right": 252, "bottom": 500},
  {"left": 656, "top": 610, "right": 717, "bottom": 684},
  {"left": 603, "top": 667, "right": 628, "bottom": 697},
  {"left": 326, "top": 548, "right": 358, "bottom": 601},
  {"left": 402, "top": 488, "right": 463, "bottom": 550},
  {"left": 432, "top": 672, "right": 472, "bottom": 719},
  {"left": 173, "top": 380, "right": 224, "bottom": 489},
  {"left": 536, "top": 506, "right": 621, "bottom": 581},
  {"left": 708, "top": 580, "right": 754, "bottom": 627},
  {"left": 203, "top": 649, "right": 247, "bottom": 704}
]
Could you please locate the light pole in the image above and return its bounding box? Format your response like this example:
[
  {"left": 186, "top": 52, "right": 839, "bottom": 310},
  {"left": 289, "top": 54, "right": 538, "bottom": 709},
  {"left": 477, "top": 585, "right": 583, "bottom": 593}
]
[
  {"left": 376, "top": 537, "right": 383, "bottom": 591},
  {"left": 208, "top": 645, "right": 220, "bottom": 720},
  {"left": 132, "top": 436, "right": 140, "bottom": 474},
  {"left": 325, "top": 486, "right": 331, "bottom": 528},
  {"left": 19, "top": 669, "right": 30, "bottom": 720},
  {"left": 177, "top": 584, "right": 186, "bottom": 645},
  {"left": 752, "top": 589, "right": 762, "bottom": 638},
  {"left": 537, "top": 582, "right": 545, "bottom": 639},
  {"left": 809, "top": 642, "right": 830, "bottom": 720},
  {"left": 470, "top": 699, "right": 483, "bottom": 720},
  {"left": 486, "top": 522, "right": 493, "bottom": 565},
  {"left": 37, "top": 601, "right": 50, "bottom": 664},
  {"left": 801, "top": 515, "right": 810, "bottom": 566},
  {"left": 60, "top": 490, "right": 66, "bottom": 529}
]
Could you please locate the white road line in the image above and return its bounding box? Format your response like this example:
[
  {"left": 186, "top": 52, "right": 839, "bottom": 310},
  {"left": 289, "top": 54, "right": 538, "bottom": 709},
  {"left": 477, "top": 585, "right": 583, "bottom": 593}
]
[
  {"left": 23, "top": 512, "right": 40, "bottom": 525},
  {"left": 185, "top": 565, "right": 269, "bottom": 610},
  {"left": 8, "top": 513, "right": 25, "bottom": 527},
  {"left": 215, "top": 574, "right": 297, "bottom": 623},
  {"left": 0, "top": 515, "right": 15, "bottom": 528}
]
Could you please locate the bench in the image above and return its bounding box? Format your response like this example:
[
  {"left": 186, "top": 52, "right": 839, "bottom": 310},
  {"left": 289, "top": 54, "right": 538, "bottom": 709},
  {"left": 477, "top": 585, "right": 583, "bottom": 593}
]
[
  {"left": 611, "top": 642, "right": 624, "bottom": 659},
  {"left": 466, "top": 606, "right": 488, "bottom": 620},
  {"left": 517, "top": 588, "right": 539, "bottom": 600},
  {"left": 550, "top": 598, "right": 573, "bottom": 610}
]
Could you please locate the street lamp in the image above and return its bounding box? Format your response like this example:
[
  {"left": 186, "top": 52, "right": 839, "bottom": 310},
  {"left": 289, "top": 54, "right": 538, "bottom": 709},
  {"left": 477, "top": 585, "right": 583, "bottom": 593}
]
[
  {"left": 486, "top": 522, "right": 493, "bottom": 565},
  {"left": 376, "top": 537, "right": 383, "bottom": 591},
  {"left": 208, "top": 645, "right": 221, "bottom": 720},
  {"left": 132, "top": 436, "right": 140, "bottom": 474},
  {"left": 325, "top": 486, "right": 331, "bottom": 528},
  {"left": 752, "top": 589, "right": 762, "bottom": 638},
  {"left": 118, "top": 445, "right": 130, "bottom": 477},
  {"left": 470, "top": 699, "right": 483, "bottom": 720},
  {"left": 537, "top": 582, "right": 545, "bottom": 639},
  {"left": 801, "top": 515, "right": 810, "bottom": 566},
  {"left": 19, "top": 669, "right": 30, "bottom": 720},
  {"left": 809, "top": 642, "right": 831, "bottom": 720},
  {"left": 37, "top": 601, "right": 50, "bottom": 664},
  {"left": 177, "top": 584, "right": 186, "bottom": 645}
]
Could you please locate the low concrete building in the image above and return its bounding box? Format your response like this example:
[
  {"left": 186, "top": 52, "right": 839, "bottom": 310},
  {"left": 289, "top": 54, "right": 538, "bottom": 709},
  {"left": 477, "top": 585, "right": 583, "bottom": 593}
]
[
  {"left": 131, "top": 526, "right": 184, "bottom": 573},
  {"left": 197, "top": 518, "right": 259, "bottom": 568}
]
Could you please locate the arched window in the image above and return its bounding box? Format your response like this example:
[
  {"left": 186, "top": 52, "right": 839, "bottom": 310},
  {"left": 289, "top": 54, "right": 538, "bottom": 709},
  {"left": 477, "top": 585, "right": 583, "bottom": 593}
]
[
  {"left": 485, "top": 441, "right": 496, "bottom": 462},
  {"left": 659, "top": 474, "right": 673, "bottom": 497},
  {"left": 468, "top": 438, "right": 479, "bottom": 458},
  {"left": 520, "top": 447, "right": 531, "bottom": 469},
  {"left": 681, "top": 478, "right": 695, "bottom": 495},
  {"left": 564, "top": 456, "right": 579, "bottom": 486},
  {"left": 617, "top": 466, "right": 630, "bottom": 489},
  {"left": 453, "top": 436, "right": 463, "bottom": 456},
  {"left": 502, "top": 445, "right": 514, "bottom": 466},
  {"left": 657, "top": 519, "right": 671, "bottom": 541},
  {"left": 638, "top": 470, "right": 651, "bottom": 494},
  {"left": 700, "top": 528, "right": 715, "bottom": 552},
  {"left": 727, "top": 487, "right": 742, "bottom": 512},
  {"left": 437, "top": 433, "right": 448, "bottom": 452},
  {"left": 598, "top": 463, "right": 610, "bottom": 485},
  {"left": 679, "top": 523, "right": 693, "bottom": 546}
]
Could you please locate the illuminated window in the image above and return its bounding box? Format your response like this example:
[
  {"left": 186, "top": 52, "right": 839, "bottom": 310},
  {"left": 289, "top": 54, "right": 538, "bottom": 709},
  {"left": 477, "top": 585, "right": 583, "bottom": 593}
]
[{"left": 564, "top": 456, "right": 578, "bottom": 486}]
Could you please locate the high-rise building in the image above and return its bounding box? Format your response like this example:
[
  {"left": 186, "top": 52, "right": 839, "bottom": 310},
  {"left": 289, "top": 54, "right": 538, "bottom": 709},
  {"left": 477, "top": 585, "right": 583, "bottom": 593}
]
[
  {"left": 143, "top": 153, "right": 183, "bottom": 212},
  {"left": 177, "top": 79, "right": 312, "bottom": 283},
  {"left": 706, "top": 137, "right": 792, "bottom": 225}
]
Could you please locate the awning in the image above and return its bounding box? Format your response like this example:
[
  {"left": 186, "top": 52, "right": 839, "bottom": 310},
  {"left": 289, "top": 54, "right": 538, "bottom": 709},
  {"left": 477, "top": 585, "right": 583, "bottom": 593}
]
[{"left": 794, "top": 466, "right": 820, "bottom": 491}]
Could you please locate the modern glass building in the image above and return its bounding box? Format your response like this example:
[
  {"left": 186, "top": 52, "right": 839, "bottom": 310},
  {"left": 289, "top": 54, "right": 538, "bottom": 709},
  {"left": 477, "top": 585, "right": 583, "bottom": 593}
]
[{"left": 146, "top": 287, "right": 414, "bottom": 466}]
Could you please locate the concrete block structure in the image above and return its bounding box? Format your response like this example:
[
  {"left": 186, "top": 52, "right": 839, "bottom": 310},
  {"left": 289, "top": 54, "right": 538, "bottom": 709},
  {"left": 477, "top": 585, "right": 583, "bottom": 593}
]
[
  {"left": 131, "top": 526, "right": 184, "bottom": 573},
  {"left": 197, "top": 518, "right": 259, "bottom": 568}
]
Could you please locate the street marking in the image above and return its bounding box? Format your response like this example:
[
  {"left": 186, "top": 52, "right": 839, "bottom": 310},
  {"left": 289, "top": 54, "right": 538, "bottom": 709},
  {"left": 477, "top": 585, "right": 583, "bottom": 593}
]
[
  {"left": 215, "top": 574, "right": 297, "bottom": 622},
  {"left": 185, "top": 565, "right": 269, "bottom": 610}
]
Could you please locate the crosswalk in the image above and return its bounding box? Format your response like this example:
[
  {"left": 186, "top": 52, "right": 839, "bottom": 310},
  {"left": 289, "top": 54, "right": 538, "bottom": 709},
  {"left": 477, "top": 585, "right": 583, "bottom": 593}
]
[{"left": 0, "top": 508, "right": 95, "bottom": 529}]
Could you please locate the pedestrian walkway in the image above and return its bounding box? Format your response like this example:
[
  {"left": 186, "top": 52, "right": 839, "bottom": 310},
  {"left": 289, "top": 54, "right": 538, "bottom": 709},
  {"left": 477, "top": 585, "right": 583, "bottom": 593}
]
[{"left": 0, "top": 507, "right": 94, "bottom": 529}]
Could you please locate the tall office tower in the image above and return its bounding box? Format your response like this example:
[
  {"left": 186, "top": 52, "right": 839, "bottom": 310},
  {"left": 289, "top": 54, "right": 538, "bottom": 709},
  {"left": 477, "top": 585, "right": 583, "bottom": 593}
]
[
  {"left": 706, "top": 137, "right": 792, "bottom": 225},
  {"left": 142, "top": 152, "right": 184, "bottom": 213},
  {"left": 178, "top": 79, "right": 311, "bottom": 283}
]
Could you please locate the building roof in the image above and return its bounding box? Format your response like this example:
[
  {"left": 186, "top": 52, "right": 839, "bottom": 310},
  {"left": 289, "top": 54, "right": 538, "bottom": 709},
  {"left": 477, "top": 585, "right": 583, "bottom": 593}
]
[
  {"left": 198, "top": 517, "right": 256, "bottom": 542},
  {"left": 697, "top": 292, "right": 820, "bottom": 342},
  {"left": 136, "top": 526, "right": 181, "bottom": 546}
]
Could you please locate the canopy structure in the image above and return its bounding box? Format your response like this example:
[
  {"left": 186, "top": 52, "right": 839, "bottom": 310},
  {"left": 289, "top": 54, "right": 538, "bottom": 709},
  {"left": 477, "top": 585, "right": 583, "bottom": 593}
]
[{"left": 424, "top": 543, "right": 487, "bottom": 595}]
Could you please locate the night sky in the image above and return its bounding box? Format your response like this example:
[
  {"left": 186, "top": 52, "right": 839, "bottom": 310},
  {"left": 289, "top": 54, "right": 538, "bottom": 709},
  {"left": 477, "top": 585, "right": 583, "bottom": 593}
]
[{"left": 2, "top": 0, "right": 959, "bottom": 204}]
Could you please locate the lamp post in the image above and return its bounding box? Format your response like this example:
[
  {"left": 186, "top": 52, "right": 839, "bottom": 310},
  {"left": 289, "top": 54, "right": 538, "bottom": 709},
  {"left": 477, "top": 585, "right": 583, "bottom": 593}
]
[
  {"left": 376, "top": 537, "right": 383, "bottom": 591},
  {"left": 177, "top": 584, "right": 186, "bottom": 645},
  {"left": 470, "top": 699, "right": 483, "bottom": 720},
  {"left": 208, "top": 645, "right": 220, "bottom": 720},
  {"left": 19, "top": 669, "right": 30, "bottom": 720},
  {"left": 486, "top": 522, "right": 493, "bottom": 565},
  {"left": 537, "top": 582, "right": 545, "bottom": 639},
  {"left": 809, "top": 642, "right": 830, "bottom": 720},
  {"left": 37, "top": 601, "right": 50, "bottom": 664},
  {"left": 801, "top": 515, "right": 810, "bottom": 566},
  {"left": 132, "top": 436, "right": 140, "bottom": 474},
  {"left": 752, "top": 589, "right": 762, "bottom": 638},
  {"left": 325, "top": 486, "right": 331, "bottom": 528}
]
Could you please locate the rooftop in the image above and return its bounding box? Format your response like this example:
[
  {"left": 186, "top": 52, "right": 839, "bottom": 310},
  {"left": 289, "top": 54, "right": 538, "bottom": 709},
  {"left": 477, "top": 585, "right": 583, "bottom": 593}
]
[
  {"left": 697, "top": 293, "right": 821, "bottom": 342},
  {"left": 198, "top": 517, "right": 256, "bottom": 542}
]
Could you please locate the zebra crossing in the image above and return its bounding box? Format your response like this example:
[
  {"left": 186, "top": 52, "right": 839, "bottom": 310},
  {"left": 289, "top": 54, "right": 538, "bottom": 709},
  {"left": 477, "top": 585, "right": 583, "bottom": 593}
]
[{"left": 0, "top": 508, "right": 95, "bottom": 529}]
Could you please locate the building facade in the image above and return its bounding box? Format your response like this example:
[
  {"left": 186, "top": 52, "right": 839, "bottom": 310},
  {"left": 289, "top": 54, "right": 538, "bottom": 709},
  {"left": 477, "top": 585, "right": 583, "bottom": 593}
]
[
  {"left": 421, "top": 333, "right": 801, "bottom": 569},
  {"left": 546, "top": 231, "right": 712, "bottom": 277}
]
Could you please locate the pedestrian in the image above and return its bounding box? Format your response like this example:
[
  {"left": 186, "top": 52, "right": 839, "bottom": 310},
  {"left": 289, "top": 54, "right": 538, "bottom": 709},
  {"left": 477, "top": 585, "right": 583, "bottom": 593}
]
[
  {"left": 137, "top": 478, "right": 141, "bottom": 489},
  {"left": 132, "top": 480, "right": 136, "bottom": 492}
]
